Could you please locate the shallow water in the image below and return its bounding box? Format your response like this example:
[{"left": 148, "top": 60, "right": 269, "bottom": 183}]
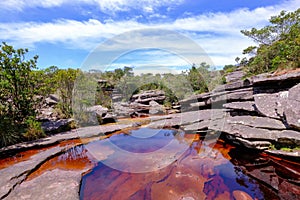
[
  {"left": 79, "top": 128, "right": 300, "bottom": 200},
  {"left": 2, "top": 127, "right": 299, "bottom": 199}
]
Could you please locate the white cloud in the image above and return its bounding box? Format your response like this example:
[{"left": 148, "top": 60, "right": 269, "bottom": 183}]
[
  {"left": 0, "top": 0, "right": 184, "bottom": 13},
  {"left": 1, "top": 0, "right": 300, "bottom": 67}
]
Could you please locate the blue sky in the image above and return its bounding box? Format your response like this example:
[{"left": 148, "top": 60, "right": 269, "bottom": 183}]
[{"left": 0, "top": 0, "right": 299, "bottom": 74}]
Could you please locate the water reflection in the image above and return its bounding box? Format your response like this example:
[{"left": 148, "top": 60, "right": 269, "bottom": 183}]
[
  {"left": 80, "top": 128, "right": 272, "bottom": 200},
  {"left": 84, "top": 128, "right": 193, "bottom": 173}
]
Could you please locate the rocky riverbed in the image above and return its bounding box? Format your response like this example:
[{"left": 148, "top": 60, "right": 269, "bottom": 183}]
[{"left": 0, "top": 70, "right": 300, "bottom": 200}]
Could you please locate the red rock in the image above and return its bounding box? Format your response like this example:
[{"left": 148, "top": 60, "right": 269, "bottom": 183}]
[{"left": 232, "top": 190, "right": 253, "bottom": 200}]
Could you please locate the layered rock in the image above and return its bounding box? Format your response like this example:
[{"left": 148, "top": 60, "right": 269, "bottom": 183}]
[{"left": 149, "top": 70, "right": 300, "bottom": 158}]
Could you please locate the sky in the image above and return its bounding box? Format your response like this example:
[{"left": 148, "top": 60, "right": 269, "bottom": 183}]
[{"left": 0, "top": 0, "right": 299, "bottom": 74}]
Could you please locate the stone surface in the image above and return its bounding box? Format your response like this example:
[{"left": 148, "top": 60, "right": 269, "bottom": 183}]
[
  {"left": 253, "top": 70, "right": 300, "bottom": 85},
  {"left": 130, "top": 90, "right": 165, "bottom": 104},
  {"left": 230, "top": 136, "right": 271, "bottom": 150},
  {"left": 7, "top": 169, "right": 83, "bottom": 200},
  {"left": 225, "top": 70, "right": 245, "bottom": 83},
  {"left": 226, "top": 116, "right": 286, "bottom": 130},
  {"left": 211, "top": 88, "right": 254, "bottom": 103},
  {"left": 223, "top": 101, "right": 256, "bottom": 112},
  {"left": 86, "top": 105, "right": 108, "bottom": 117},
  {"left": 0, "top": 147, "right": 65, "bottom": 199},
  {"left": 285, "top": 83, "right": 300, "bottom": 130},
  {"left": 147, "top": 109, "right": 214, "bottom": 128},
  {"left": 254, "top": 93, "right": 280, "bottom": 119},
  {"left": 149, "top": 100, "right": 164, "bottom": 114},
  {"left": 266, "top": 150, "right": 300, "bottom": 160},
  {"left": 183, "top": 120, "right": 210, "bottom": 131},
  {"left": 113, "top": 102, "right": 134, "bottom": 118},
  {"left": 42, "top": 119, "right": 75, "bottom": 134}
]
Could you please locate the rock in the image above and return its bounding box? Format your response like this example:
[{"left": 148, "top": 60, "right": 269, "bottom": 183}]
[
  {"left": 222, "top": 79, "right": 251, "bottom": 91},
  {"left": 183, "top": 120, "right": 210, "bottom": 132},
  {"left": 42, "top": 119, "right": 75, "bottom": 134},
  {"left": 216, "top": 124, "right": 278, "bottom": 141},
  {"left": 45, "top": 94, "right": 60, "bottom": 106},
  {"left": 36, "top": 107, "right": 60, "bottom": 121},
  {"left": 226, "top": 116, "right": 286, "bottom": 130},
  {"left": 223, "top": 101, "right": 256, "bottom": 112},
  {"left": 225, "top": 69, "right": 245, "bottom": 83},
  {"left": 130, "top": 102, "right": 150, "bottom": 111},
  {"left": 49, "top": 94, "right": 60, "bottom": 102},
  {"left": 45, "top": 97, "right": 58, "bottom": 106},
  {"left": 254, "top": 93, "right": 280, "bottom": 119},
  {"left": 266, "top": 150, "right": 300, "bottom": 161},
  {"left": 211, "top": 88, "right": 254, "bottom": 103},
  {"left": 102, "top": 112, "right": 116, "bottom": 123},
  {"left": 276, "top": 91, "right": 289, "bottom": 117},
  {"left": 149, "top": 100, "right": 164, "bottom": 114},
  {"left": 276, "top": 130, "right": 300, "bottom": 146},
  {"left": 232, "top": 190, "right": 253, "bottom": 200},
  {"left": 5, "top": 169, "right": 82, "bottom": 200},
  {"left": 284, "top": 83, "right": 300, "bottom": 130},
  {"left": 130, "top": 90, "right": 165, "bottom": 104},
  {"left": 87, "top": 105, "right": 108, "bottom": 117},
  {"left": 0, "top": 146, "right": 65, "bottom": 199},
  {"left": 253, "top": 70, "right": 300, "bottom": 85},
  {"left": 112, "top": 102, "right": 134, "bottom": 118},
  {"left": 147, "top": 110, "right": 214, "bottom": 129},
  {"left": 228, "top": 136, "right": 271, "bottom": 150}
]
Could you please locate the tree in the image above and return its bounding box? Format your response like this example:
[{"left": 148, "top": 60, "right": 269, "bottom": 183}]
[
  {"left": 187, "top": 63, "right": 209, "bottom": 94},
  {"left": 55, "top": 68, "right": 80, "bottom": 118},
  {"left": 0, "top": 42, "right": 43, "bottom": 146},
  {"left": 240, "top": 9, "right": 300, "bottom": 75}
]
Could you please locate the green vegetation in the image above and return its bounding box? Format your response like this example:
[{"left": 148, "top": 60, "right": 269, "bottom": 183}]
[
  {"left": 0, "top": 42, "right": 42, "bottom": 147},
  {"left": 239, "top": 8, "right": 300, "bottom": 75}
]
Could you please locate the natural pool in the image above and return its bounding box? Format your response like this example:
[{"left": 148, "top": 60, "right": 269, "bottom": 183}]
[
  {"left": 78, "top": 128, "right": 300, "bottom": 200},
  {"left": 1, "top": 127, "right": 299, "bottom": 199}
]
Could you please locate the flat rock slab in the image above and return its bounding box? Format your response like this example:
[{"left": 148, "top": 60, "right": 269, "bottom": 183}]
[
  {"left": 0, "top": 146, "right": 64, "bottom": 199},
  {"left": 1, "top": 123, "right": 134, "bottom": 154},
  {"left": 147, "top": 110, "right": 226, "bottom": 129},
  {"left": 253, "top": 71, "right": 300, "bottom": 85},
  {"left": 223, "top": 101, "right": 256, "bottom": 112},
  {"left": 0, "top": 122, "right": 140, "bottom": 199},
  {"left": 254, "top": 93, "right": 280, "bottom": 119},
  {"left": 225, "top": 116, "right": 286, "bottom": 130},
  {"left": 6, "top": 169, "right": 83, "bottom": 200}
]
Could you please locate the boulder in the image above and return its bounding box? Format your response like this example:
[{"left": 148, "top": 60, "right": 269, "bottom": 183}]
[
  {"left": 86, "top": 105, "right": 108, "bottom": 117},
  {"left": 45, "top": 94, "right": 59, "bottom": 106},
  {"left": 284, "top": 83, "right": 300, "bottom": 130},
  {"left": 112, "top": 102, "right": 134, "bottom": 118},
  {"left": 149, "top": 100, "right": 164, "bottom": 114},
  {"left": 130, "top": 90, "right": 165, "bottom": 104},
  {"left": 42, "top": 119, "right": 75, "bottom": 134}
]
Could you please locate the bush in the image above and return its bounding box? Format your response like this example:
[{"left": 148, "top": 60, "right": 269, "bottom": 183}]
[{"left": 23, "top": 117, "right": 45, "bottom": 140}]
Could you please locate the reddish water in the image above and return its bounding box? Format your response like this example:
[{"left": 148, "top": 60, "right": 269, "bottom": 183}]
[
  {"left": 2, "top": 127, "right": 299, "bottom": 200},
  {"left": 79, "top": 128, "right": 300, "bottom": 200}
]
